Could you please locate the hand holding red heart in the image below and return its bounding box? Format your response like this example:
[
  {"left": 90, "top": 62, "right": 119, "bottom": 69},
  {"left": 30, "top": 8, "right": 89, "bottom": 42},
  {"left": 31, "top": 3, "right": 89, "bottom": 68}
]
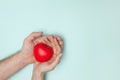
[
  {"left": 0, "top": 31, "right": 64, "bottom": 80},
  {"left": 21, "top": 32, "right": 63, "bottom": 64},
  {"left": 32, "top": 35, "right": 63, "bottom": 75}
]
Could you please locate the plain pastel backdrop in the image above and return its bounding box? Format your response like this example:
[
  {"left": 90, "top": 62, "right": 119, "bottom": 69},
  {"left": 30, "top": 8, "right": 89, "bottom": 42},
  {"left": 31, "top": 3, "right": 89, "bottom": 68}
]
[{"left": 0, "top": 0, "right": 120, "bottom": 80}]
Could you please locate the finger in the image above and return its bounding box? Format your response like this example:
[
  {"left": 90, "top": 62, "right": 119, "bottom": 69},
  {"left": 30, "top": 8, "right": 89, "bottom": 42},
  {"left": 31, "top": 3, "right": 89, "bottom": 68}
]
[
  {"left": 57, "top": 40, "right": 64, "bottom": 48},
  {"left": 56, "top": 36, "right": 62, "bottom": 41},
  {"left": 56, "top": 36, "right": 63, "bottom": 48},
  {"left": 48, "top": 54, "right": 57, "bottom": 64},
  {"left": 42, "top": 40, "right": 46, "bottom": 44},
  {"left": 59, "top": 41, "right": 64, "bottom": 48},
  {"left": 55, "top": 36, "right": 63, "bottom": 48},
  {"left": 46, "top": 35, "right": 54, "bottom": 47},
  {"left": 34, "top": 36, "right": 46, "bottom": 45},
  {"left": 49, "top": 36, "right": 56, "bottom": 54},
  {"left": 54, "top": 37, "right": 61, "bottom": 54},
  {"left": 49, "top": 35, "right": 55, "bottom": 47},
  {"left": 33, "top": 40, "right": 39, "bottom": 46},
  {"left": 47, "top": 54, "right": 62, "bottom": 70},
  {"left": 26, "top": 32, "right": 43, "bottom": 43},
  {"left": 44, "top": 37, "right": 52, "bottom": 47}
]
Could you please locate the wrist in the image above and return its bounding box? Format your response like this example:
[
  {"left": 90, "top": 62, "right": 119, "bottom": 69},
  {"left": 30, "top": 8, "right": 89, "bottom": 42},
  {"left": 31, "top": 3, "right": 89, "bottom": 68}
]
[
  {"left": 18, "top": 50, "right": 33, "bottom": 65},
  {"left": 32, "top": 71, "right": 45, "bottom": 80}
]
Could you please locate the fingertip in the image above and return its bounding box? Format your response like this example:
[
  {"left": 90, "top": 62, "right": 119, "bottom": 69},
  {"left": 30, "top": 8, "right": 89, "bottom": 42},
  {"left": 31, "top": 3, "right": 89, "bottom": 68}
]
[
  {"left": 56, "top": 36, "right": 62, "bottom": 40},
  {"left": 60, "top": 41, "right": 64, "bottom": 46},
  {"left": 49, "top": 35, "right": 54, "bottom": 38},
  {"left": 57, "top": 53, "right": 63, "bottom": 58},
  {"left": 30, "top": 32, "right": 43, "bottom": 37},
  {"left": 37, "top": 32, "right": 43, "bottom": 35}
]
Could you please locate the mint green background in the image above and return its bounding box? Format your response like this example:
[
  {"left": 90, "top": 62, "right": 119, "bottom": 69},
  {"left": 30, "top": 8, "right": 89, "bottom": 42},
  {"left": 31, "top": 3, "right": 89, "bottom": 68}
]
[{"left": 0, "top": 0, "right": 120, "bottom": 80}]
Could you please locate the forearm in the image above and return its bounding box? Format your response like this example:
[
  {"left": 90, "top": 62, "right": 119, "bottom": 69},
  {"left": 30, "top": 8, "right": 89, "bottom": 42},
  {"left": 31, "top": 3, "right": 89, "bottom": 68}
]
[{"left": 0, "top": 51, "right": 30, "bottom": 80}]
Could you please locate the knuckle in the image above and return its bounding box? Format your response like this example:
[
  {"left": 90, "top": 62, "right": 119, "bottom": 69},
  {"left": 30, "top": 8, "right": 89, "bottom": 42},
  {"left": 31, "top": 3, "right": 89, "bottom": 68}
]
[
  {"left": 31, "top": 32, "right": 35, "bottom": 35},
  {"left": 24, "top": 38, "right": 28, "bottom": 42},
  {"left": 60, "top": 41, "right": 63, "bottom": 45},
  {"left": 50, "top": 67, "right": 55, "bottom": 70},
  {"left": 58, "top": 50, "right": 61, "bottom": 53}
]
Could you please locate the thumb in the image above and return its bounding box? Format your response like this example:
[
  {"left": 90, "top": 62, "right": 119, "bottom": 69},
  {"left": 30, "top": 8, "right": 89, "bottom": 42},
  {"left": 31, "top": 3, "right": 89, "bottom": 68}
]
[{"left": 26, "top": 32, "right": 43, "bottom": 43}]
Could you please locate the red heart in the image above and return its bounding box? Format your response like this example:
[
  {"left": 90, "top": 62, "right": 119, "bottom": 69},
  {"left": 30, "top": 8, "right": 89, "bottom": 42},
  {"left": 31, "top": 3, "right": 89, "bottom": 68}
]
[{"left": 34, "top": 43, "right": 53, "bottom": 62}]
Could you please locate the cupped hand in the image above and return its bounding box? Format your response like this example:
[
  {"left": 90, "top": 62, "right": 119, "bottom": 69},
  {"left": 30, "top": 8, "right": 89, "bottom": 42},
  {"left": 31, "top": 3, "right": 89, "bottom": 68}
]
[
  {"left": 33, "top": 36, "right": 63, "bottom": 74},
  {"left": 21, "top": 32, "right": 43, "bottom": 64},
  {"left": 21, "top": 32, "right": 63, "bottom": 64}
]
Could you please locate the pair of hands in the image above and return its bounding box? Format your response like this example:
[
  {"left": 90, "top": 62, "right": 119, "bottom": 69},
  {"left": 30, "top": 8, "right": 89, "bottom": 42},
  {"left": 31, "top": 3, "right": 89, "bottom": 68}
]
[{"left": 21, "top": 32, "right": 63, "bottom": 75}]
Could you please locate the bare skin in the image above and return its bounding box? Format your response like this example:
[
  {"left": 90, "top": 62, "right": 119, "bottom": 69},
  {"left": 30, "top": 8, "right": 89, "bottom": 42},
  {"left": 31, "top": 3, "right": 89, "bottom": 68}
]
[
  {"left": 0, "top": 32, "right": 63, "bottom": 80},
  {"left": 32, "top": 35, "right": 63, "bottom": 80}
]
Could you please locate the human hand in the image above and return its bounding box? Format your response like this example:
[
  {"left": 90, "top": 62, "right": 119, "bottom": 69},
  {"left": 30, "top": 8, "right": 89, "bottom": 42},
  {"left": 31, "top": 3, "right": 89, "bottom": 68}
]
[
  {"left": 20, "top": 32, "right": 63, "bottom": 64},
  {"left": 20, "top": 32, "right": 43, "bottom": 64},
  {"left": 32, "top": 36, "right": 63, "bottom": 79}
]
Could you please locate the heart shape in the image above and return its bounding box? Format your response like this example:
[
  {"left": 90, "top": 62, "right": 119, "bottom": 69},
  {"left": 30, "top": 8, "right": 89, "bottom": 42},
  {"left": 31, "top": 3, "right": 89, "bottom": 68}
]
[{"left": 34, "top": 43, "right": 53, "bottom": 62}]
